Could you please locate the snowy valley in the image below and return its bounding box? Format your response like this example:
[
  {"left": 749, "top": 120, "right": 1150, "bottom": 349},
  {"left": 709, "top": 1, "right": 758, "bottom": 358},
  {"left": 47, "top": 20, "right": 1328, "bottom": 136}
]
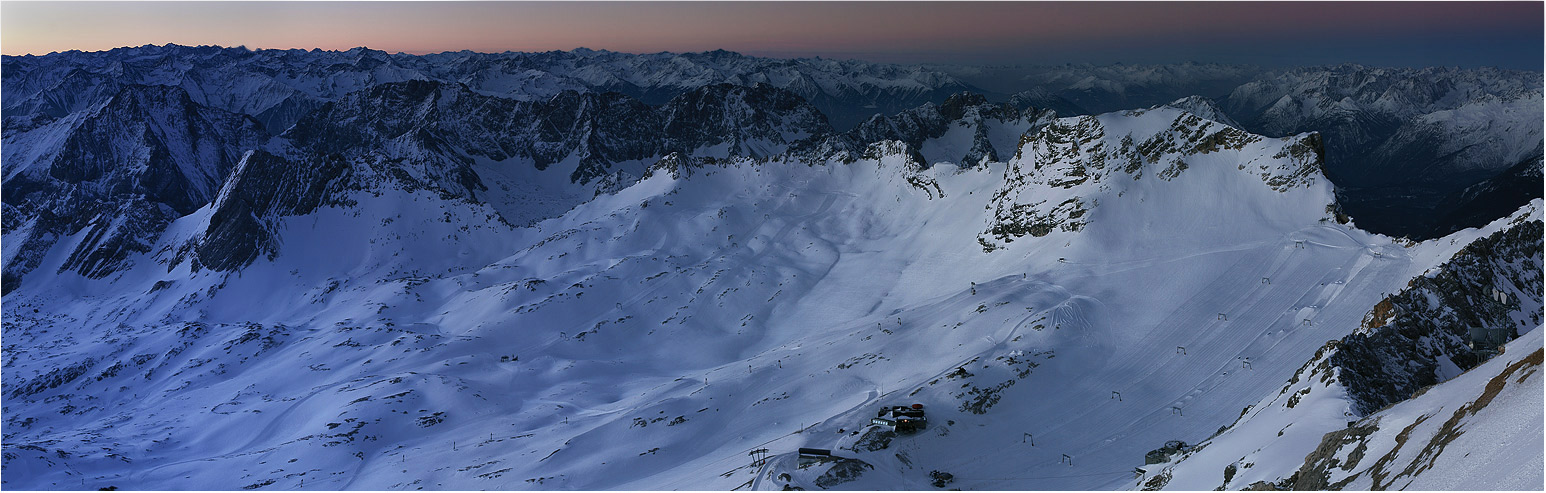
[{"left": 2, "top": 46, "right": 1542, "bottom": 491}]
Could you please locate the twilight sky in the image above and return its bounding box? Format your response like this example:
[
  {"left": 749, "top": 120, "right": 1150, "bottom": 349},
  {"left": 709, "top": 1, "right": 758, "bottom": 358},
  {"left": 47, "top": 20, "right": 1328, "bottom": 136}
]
[{"left": 2, "top": 1, "right": 1541, "bottom": 69}]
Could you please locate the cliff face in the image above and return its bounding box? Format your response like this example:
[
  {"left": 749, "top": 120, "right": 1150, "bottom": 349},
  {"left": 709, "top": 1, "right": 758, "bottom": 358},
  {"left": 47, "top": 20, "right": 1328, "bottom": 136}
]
[
  {"left": 1332, "top": 218, "right": 1543, "bottom": 416},
  {"left": 1, "top": 84, "right": 269, "bottom": 292},
  {"left": 181, "top": 150, "right": 352, "bottom": 272}
]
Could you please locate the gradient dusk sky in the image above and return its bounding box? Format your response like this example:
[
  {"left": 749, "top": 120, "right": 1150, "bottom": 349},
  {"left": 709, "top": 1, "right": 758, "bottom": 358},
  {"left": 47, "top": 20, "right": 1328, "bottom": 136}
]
[{"left": 2, "top": 1, "right": 1541, "bottom": 69}]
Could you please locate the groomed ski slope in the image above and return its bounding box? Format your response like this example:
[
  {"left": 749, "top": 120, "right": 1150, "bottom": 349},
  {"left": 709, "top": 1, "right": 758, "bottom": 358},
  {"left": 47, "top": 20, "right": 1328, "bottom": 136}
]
[
  {"left": 0, "top": 108, "right": 1496, "bottom": 490},
  {"left": 1131, "top": 199, "right": 1543, "bottom": 491}
]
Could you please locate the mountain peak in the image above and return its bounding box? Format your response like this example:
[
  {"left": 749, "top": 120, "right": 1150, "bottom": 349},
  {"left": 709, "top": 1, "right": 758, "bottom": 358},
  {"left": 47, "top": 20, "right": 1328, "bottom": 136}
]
[
  {"left": 1155, "top": 95, "right": 1242, "bottom": 129},
  {"left": 983, "top": 108, "right": 1331, "bottom": 248}
]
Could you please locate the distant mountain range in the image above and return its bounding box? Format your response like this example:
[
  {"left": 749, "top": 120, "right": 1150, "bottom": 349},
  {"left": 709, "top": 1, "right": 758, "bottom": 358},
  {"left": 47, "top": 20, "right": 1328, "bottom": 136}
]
[{"left": 7, "top": 45, "right": 1539, "bottom": 243}]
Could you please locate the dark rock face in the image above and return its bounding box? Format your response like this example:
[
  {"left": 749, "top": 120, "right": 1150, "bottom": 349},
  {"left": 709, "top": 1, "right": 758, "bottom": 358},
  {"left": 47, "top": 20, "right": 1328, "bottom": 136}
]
[
  {"left": 1289, "top": 422, "right": 1379, "bottom": 490},
  {"left": 658, "top": 83, "right": 832, "bottom": 158},
  {"left": 284, "top": 79, "right": 498, "bottom": 197},
  {"left": 287, "top": 80, "right": 832, "bottom": 187},
  {"left": 1, "top": 84, "right": 269, "bottom": 292},
  {"left": 56, "top": 85, "right": 263, "bottom": 211},
  {"left": 1330, "top": 219, "right": 1543, "bottom": 415},
  {"left": 188, "top": 150, "right": 351, "bottom": 271}
]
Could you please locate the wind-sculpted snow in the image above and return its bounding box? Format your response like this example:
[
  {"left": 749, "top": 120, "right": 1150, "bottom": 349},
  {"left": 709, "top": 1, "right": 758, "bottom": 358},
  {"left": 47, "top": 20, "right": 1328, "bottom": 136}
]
[{"left": 10, "top": 103, "right": 1526, "bottom": 490}]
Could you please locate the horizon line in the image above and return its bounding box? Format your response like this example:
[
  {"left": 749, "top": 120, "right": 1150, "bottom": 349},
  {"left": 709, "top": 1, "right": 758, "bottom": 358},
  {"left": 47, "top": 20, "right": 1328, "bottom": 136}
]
[{"left": 4, "top": 42, "right": 1531, "bottom": 72}]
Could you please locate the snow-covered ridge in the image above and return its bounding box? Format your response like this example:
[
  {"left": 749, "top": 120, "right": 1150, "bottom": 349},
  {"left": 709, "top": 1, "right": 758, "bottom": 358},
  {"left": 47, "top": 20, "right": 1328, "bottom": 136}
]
[
  {"left": 8, "top": 46, "right": 1538, "bottom": 241},
  {"left": 982, "top": 107, "right": 1328, "bottom": 249},
  {"left": 1155, "top": 96, "right": 1241, "bottom": 130},
  {"left": 789, "top": 91, "right": 1060, "bottom": 168},
  {"left": 1, "top": 78, "right": 843, "bottom": 287},
  {"left": 1140, "top": 200, "right": 1543, "bottom": 490},
  {"left": 936, "top": 61, "right": 1543, "bottom": 238},
  {"left": 1223, "top": 64, "right": 1544, "bottom": 192}
]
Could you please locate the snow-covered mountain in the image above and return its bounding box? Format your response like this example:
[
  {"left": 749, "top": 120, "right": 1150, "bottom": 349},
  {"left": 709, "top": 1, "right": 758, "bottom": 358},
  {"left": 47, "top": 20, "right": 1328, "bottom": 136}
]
[
  {"left": 1142, "top": 203, "right": 1542, "bottom": 490},
  {"left": 9, "top": 47, "right": 1539, "bottom": 238},
  {"left": 5, "top": 88, "right": 1539, "bottom": 490},
  {"left": 791, "top": 92, "right": 1059, "bottom": 167},
  {"left": 936, "top": 62, "right": 1262, "bottom": 116},
  {"left": 2, "top": 78, "right": 837, "bottom": 289},
  {"left": 1222, "top": 65, "right": 1544, "bottom": 238},
  {"left": 3, "top": 45, "right": 976, "bottom": 133},
  {"left": 940, "top": 62, "right": 1545, "bottom": 239},
  {"left": 1, "top": 84, "right": 269, "bottom": 292},
  {"left": 3, "top": 46, "right": 1542, "bottom": 491}
]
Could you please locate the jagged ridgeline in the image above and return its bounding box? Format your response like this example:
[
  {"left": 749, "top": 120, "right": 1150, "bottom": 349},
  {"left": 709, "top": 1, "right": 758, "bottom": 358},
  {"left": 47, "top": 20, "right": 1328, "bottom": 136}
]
[
  {"left": 3, "top": 65, "right": 1059, "bottom": 290},
  {"left": 6, "top": 46, "right": 1541, "bottom": 240},
  {"left": 981, "top": 108, "right": 1326, "bottom": 248}
]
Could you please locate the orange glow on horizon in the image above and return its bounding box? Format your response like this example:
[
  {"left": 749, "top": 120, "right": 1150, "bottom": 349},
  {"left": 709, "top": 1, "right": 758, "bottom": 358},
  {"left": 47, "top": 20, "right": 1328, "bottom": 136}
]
[{"left": 2, "top": 2, "right": 1540, "bottom": 67}]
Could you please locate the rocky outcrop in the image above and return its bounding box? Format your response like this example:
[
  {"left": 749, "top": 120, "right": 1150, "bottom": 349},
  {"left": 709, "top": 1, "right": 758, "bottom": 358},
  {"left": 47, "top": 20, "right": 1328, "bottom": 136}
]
[
  {"left": 1, "top": 84, "right": 268, "bottom": 291},
  {"left": 183, "top": 150, "right": 351, "bottom": 271},
  {"left": 287, "top": 80, "right": 833, "bottom": 187},
  {"left": 980, "top": 107, "right": 1325, "bottom": 248},
  {"left": 1331, "top": 218, "right": 1543, "bottom": 415},
  {"left": 813, "top": 457, "right": 873, "bottom": 489}
]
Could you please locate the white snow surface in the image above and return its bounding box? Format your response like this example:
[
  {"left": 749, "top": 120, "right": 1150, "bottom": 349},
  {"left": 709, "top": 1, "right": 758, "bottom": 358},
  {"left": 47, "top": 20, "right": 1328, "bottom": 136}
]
[
  {"left": 1142, "top": 200, "right": 1543, "bottom": 491},
  {"left": 1, "top": 108, "right": 1534, "bottom": 490},
  {"left": 1341, "top": 327, "right": 1543, "bottom": 491}
]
